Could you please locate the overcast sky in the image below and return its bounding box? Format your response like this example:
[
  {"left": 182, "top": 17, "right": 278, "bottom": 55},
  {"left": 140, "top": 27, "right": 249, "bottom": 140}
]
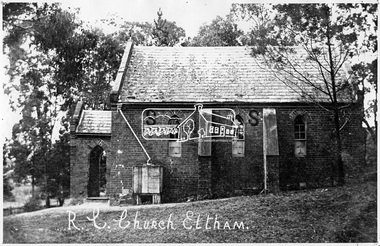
[{"left": 62, "top": 0, "right": 237, "bottom": 37}]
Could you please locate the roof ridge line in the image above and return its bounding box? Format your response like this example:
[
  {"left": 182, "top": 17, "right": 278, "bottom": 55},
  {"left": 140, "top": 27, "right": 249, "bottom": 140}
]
[{"left": 110, "top": 41, "right": 134, "bottom": 104}]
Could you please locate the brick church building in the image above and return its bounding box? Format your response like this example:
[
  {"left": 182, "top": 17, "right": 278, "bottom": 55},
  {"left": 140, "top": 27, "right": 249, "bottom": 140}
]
[{"left": 70, "top": 42, "right": 365, "bottom": 204}]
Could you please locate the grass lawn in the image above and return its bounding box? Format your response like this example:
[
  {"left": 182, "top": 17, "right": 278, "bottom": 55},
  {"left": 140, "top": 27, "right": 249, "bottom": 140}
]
[{"left": 3, "top": 180, "right": 377, "bottom": 243}]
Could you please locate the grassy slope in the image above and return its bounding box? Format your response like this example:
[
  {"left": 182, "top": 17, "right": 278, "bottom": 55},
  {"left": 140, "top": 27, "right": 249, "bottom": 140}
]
[{"left": 3, "top": 181, "right": 377, "bottom": 243}]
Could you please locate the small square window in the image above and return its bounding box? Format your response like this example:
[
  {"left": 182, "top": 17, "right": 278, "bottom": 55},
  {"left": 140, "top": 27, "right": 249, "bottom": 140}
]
[
  {"left": 169, "top": 141, "right": 181, "bottom": 157},
  {"left": 295, "top": 140, "right": 306, "bottom": 157},
  {"left": 232, "top": 140, "right": 245, "bottom": 157}
]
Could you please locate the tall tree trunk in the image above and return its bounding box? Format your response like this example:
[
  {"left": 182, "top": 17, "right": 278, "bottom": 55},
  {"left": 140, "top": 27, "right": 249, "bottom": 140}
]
[
  {"left": 31, "top": 172, "right": 35, "bottom": 198},
  {"left": 326, "top": 18, "right": 345, "bottom": 185},
  {"left": 334, "top": 110, "right": 345, "bottom": 185},
  {"left": 45, "top": 174, "right": 50, "bottom": 207},
  {"left": 44, "top": 159, "right": 50, "bottom": 208},
  {"left": 31, "top": 158, "right": 35, "bottom": 198}
]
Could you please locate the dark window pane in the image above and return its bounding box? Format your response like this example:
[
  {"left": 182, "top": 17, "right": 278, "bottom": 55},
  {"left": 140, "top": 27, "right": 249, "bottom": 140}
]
[
  {"left": 300, "top": 125, "right": 305, "bottom": 131},
  {"left": 294, "top": 115, "right": 304, "bottom": 124}
]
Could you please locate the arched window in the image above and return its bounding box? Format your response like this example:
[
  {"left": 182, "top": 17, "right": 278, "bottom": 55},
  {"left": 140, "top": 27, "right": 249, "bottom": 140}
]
[
  {"left": 88, "top": 145, "right": 107, "bottom": 197},
  {"left": 294, "top": 115, "right": 306, "bottom": 157},
  {"left": 236, "top": 115, "right": 245, "bottom": 140},
  {"left": 168, "top": 115, "right": 181, "bottom": 157},
  {"left": 294, "top": 115, "right": 306, "bottom": 140},
  {"left": 232, "top": 115, "right": 245, "bottom": 157}
]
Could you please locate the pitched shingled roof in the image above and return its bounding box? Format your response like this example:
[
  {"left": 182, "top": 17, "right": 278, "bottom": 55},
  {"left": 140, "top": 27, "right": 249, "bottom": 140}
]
[
  {"left": 111, "top": 42, "right": 352, "bottom": 104},
  {"left": 76, "top": 110, "right": 112, "bottom": 135}
]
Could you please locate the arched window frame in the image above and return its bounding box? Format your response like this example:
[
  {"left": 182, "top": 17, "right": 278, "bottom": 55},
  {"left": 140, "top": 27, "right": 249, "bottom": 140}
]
[
  {"left": 294, "top": 115, "right": 307, "bottom": 157},
  {"left": 88, "top": 145, "right": 107, "bottom": 197}
]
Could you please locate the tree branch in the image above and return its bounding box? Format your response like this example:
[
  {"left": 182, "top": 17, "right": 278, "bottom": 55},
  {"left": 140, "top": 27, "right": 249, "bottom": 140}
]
[
  {"left": 270, "top": 47, "right": 331, "bottom": 97},
  {"left": 303, "top": 42, "right": 335, "bottom": 102},
  {"left": 333, "top": 49, "right": 350, "bottom": 78},
  {"left": 256, "top": 52, "right": 334, "bottom": 113}
]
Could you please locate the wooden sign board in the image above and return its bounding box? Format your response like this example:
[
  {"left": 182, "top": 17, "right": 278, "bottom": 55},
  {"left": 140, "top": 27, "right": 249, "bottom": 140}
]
[{"left": 133, "top": 166, "right": 163, "bottom": 194}]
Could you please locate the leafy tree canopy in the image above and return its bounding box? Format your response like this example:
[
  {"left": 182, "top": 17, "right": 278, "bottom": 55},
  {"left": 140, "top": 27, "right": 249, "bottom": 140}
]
[
  {"left": 190, "top": 15, "right": 245, "bottom": 46},
  {"left": 152, "top": 8, "right": 186, "bottom": 46},
  {"left": 3, "top": 3, "right": 125, "bottom": 204}
]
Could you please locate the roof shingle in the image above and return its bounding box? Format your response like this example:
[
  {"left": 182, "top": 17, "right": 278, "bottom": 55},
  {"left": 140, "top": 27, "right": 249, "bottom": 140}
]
[
  {"left": 76, "top": 110, "right": 111, "bottom": 135},
  {"left": 118, "top": 45, "right": 349, "bottom": 103}
]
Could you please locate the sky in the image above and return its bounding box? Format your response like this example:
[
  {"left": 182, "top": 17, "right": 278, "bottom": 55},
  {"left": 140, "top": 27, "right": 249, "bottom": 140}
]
[{"left": 62, "top": 0, "right": 237, "bottom": 38}]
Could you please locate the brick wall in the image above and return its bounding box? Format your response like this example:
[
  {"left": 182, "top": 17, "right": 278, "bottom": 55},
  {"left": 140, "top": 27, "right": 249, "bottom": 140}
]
[
  {"left": 276, "top": 105, "right": 366, "bottom": 189},
  {"left": 108, "top": 106, "right": 207, "bottom": 203},
  {"left": 211, "top": 107, "right": 264, "bottom": 197},
  {"left": 70, "top": 136, "right": 111, "bottom": 198},
  {"left": 71, "top": 103, "right": 365, "bottom": 201},
  {"left": 267, "top": 156, "right": 280, "bottom": 193}
]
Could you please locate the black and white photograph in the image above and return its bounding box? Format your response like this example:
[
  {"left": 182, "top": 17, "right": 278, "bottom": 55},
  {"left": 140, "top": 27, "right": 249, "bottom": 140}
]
[{"left": 1, "top": 0, "right": 377, "bottom": 244}]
